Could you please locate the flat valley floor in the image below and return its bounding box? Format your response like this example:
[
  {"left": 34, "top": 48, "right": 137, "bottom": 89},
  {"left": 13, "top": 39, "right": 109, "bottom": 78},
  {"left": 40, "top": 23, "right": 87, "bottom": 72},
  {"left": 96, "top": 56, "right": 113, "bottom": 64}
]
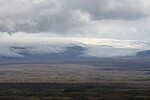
[{"left": 0, "top": 59, "right": 149, "bottom": 100}]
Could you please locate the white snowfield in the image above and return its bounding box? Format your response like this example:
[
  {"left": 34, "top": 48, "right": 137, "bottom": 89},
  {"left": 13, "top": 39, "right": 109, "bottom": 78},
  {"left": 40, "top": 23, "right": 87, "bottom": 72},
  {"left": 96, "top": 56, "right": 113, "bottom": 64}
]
[{"left": 0, "top": 32, "right": 150, "bottom": 58}]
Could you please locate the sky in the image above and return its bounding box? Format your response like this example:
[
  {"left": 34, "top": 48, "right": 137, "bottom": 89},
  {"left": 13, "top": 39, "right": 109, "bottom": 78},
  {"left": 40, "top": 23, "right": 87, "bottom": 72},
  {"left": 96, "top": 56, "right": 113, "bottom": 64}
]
[{"left": 0, "top": 0, "right": 150, "bottom": 57}]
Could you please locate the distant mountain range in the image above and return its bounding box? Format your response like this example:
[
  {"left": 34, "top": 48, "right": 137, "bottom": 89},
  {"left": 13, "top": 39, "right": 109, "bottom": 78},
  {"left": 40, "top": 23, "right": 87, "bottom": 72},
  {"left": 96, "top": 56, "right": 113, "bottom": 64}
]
[
  {"left": 136, "top": 50, "right": 150, "bottom": 58},
  {"left": 0, "top": 46, "right": 150, "bottom": 60},
  {"left": 0, "top": 46, "right": 88, "bottom": 60}
]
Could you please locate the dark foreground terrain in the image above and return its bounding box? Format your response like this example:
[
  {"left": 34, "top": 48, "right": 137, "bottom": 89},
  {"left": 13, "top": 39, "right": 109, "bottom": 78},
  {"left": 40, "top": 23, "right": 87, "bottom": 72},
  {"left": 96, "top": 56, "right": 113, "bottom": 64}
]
[
  {"left": 0, "top": 83, "right": 149, "bottom": 100},
  {"left": 0, "top": 59, "right": 149, "bottom": 100}
]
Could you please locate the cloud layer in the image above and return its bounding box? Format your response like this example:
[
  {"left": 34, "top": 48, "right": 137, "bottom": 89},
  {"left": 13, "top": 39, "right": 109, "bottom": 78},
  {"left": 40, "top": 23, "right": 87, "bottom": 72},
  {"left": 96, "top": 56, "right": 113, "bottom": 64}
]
[{"left": 0, "top": 0, "right": 150, "bottom": 39}]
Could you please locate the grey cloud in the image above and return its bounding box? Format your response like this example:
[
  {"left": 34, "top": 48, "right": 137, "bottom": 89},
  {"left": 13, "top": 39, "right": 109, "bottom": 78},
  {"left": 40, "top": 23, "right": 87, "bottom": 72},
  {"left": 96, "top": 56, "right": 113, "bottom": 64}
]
[
  {"left": 0, "top": 0, "right": 85, "bottom": 33},
  {"left": 66, "top": 0, "right": 150, "bottom": 20},
  {"left": 0, "top": 0, "right": 150, "bottom": 35}
]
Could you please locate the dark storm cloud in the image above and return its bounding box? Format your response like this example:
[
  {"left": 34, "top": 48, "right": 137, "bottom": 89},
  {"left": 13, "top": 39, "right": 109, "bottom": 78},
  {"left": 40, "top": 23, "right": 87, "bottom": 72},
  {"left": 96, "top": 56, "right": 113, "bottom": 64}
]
[{"left": 0, "top": 0, "right": 150, "bottom": 35}]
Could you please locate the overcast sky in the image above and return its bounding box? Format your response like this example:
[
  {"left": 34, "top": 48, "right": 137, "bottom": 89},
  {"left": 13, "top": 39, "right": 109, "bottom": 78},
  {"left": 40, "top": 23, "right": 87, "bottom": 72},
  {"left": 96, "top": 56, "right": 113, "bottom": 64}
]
[
  {"left": 0, "top": 0, "right": 150, "bottom": 57},
  {"left": 0, "top": 0, "right": 150, "bottom": 39}
]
